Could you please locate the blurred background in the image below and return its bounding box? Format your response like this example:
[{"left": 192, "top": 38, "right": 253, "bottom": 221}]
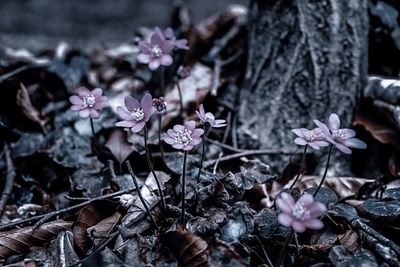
[{"left": 0, "top": 0, "right": 247, "bottom": 50}]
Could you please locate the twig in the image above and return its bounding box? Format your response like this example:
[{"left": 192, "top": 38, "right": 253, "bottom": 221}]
[
  {"left": 0, "top": 187, "right": 137, "bottom": 231},
  {"left": 205, "top": 138, "right": 243, "bottom": 152},
  {"left": 0, "top": 143, "right": 16, "bottom": 218},
  {"left": 126, "top": 161, "right": 158, "bottom": 228},
  {"left": 0, "top": 64, "right": 48, "bottom": 84},
  {"left": 255, "top": 235, "right": 273, "bottom": 267},
  {"left": 203, "top": 149, "right": 293, "bottom": 168}
]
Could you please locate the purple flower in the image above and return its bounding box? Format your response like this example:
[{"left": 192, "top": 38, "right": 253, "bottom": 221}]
[
  {"left": 277, "top": 192, "right": 327, "bottom": 233},
  {"left": 177, "top": 65, "right": 191, "bottom": 79},
  {"left": 164, "top": 121, "right": 204, "bottom": 150},
  {"left": 155, "top": 27, "right": 189, "bottom": 50},
  {"left": 196, "top": 104, "right": 227, "bottom": 128},
  {"left": 291, "top": 128, "right": 329, "bottom": 150},
  {"left": 314, "top": 113, "right": 367, "bottom": 154},
  {"left": 152, "top": 97, "right": 167, "bottom": 115},
  {"left": 69, "top": 87, "right": 107, "bottom": 119},
  {"left": 115, "top": 93, "right": 154, "bottom": 133},
  {"left": 137, "top": 33, "right": 174, "bottom": 70}
]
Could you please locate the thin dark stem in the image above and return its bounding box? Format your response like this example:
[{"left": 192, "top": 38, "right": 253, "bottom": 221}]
[
  {"left": 197, "top": 124, "right": 208, "bottom": 183},
  {"left": 144, "top": 125, "right": 167, "bottom": 211},
  {"left": 288, "top": 145, "right": 308, "bottom": 190},
  {"left": 255, "top": 235, "right": 273, "bottom": 267},
  {"left": 158, "top": 115, "right": 167, "bottom": 165},
  {"left": 0, "top": 143, "right": 16, "bottom": 218},
  {"left": 276, "top": 230, "right": 294, "bottom": 267},
  {"left": 313, "top": 144, "right": 333, "bottom": 197},
  {"left": 181, "top": 151, "right": 188, "bottom": 225},
  {"left": 176, "top": 81, "right": 184, "bottom": 114},
  {"left": 161, "top": 67, "right": 165, "bottom": 95},
  {"left": 126, "top": 161, "right": 158, "bottom": 228},
  {"left": 89, "top": 118, "right": 96, "bottom": 137}
]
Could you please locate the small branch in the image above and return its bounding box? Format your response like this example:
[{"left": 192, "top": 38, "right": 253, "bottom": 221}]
[
  {"left": 0, "top": 143, "right": 16, "bottom": 218},
  {"left": 0, "top": 187, "right": 137, "bottom": 231},
  {"left": 203, "top": 149, "right": 293, "bottom": 168},
  {"left": 0, "top": 63, "right": 48, "bottom": 84}
]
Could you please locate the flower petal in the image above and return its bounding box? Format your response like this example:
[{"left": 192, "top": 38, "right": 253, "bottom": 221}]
[
  {"left": 192, "top": 129, "right": 204, "bottom": 138},
  {"left": 185, "top": 120, "right": 196, "bottom": 131},
  {"left": 131, "top": 121, "right": 145, "bottom": 133},
  {"left": 294, "top": 137, "right": 307, "bottom": 146},
  {"left": 167, "top": 129, "right": 176, "bottom": 138},
  {"left": 116, "top": 120, "right": 136, "bottom": 128},
  {"left": 298, "top": 193, "right": 314, "bottom": 206},
  {"left": 277, "top": 213, "right": 293, "bottom": 227},
  {"left": 173, "top": 124, "right": 184, "bottom": 132},
  {"left": 328, "top": 113, "right": 340, "bottom": 131},
  {"left": 78, "top": 87, "right": 90, "bottom": 97},
  {"left": 154, "top": 27, "right": 165, "bottom": 40},
  {"left": 137, "top": 53, "right": 152, "bottom": 64},
  {"left": 335, "top": 142, "right": 352, "bottom": 154},
  {"left": 164, "top": 28, "right": 175, "bottom": 39},
  {"left": 343, "top": 138, "right": 367, "bottom": 149},
  {"left": 189, "top": 138, "right": 202, "bottom": 146},
  {"left": 291, "top": 128, "right": 306, "bottom": 138},
  {"left": 116, "top": 106, "right": 133, "bottom": 120},
  {"left": 149, "top": 59, "right": 161, "bottom": 70},
  {"left": 175, "top": 39, "right": 189, "bottom": 50},
  {"left": 160, "top": 40, "right": 174, "bottom": 54},
  {"left": 315, "top": 140, "right": 329, "bottom": 147},
  {"left": 292, "top": 221, "right": 307, "bottom": 233},
  {"left": 314, "top": 119, "right": 330, "bottom": 135},
  {"left": 341, "top": 128, "right": 356, "bottom": 139},
  {"left": 160, "top": 55, "right": 173, "bottom": 66},
  {"left": 138, "top": 41, "right": 152, "bottom": 53},
  {"left": 196, "top": 111, "right": 205, "bottom": 122},
  {"left": 141, "top": 93, "right": 154, "bottom": 121},
  {"left": 79, "top": 109, "right": 90, "bottom": 118},
  {"left": 89, "top": 109, "right": 100, "bottom": 119},
  {"left": 150, "top": 33, "right": 163, "bottom": 46},
  {"left": 308, "top": 202, "right": 327, "bottom": 217},
  {"left": 69, "top": 95, "right": 83, "bottom": 105},
  {"left": 308, "top": 142, "right": 320, "bottom": 150},
  {"left": 276, "top": 192, "right": 294, "bottom": 214},
  {"left": 91, "top": 88, "right": 103, "bottom": 98},
  {"left": 172, "top": 143, "right": 184, "bottom": 150},
  {"left": 182, "top": 145, "right": 193, "bottom": 151},
  {"left": 164, "top": 136, "right": 175, "bottom": 145},
  {"left": 125, "top": 96, "right": 140, "bottom": 111},
  {"left": 71, "top": 105, "right": 83, "bottom": 111},
  {"left": 303, "top": 219, "right": 324, "bottom": 230}
]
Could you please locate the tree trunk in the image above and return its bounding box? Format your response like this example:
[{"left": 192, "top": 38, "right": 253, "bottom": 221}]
[{"left": 239, "top": 0, "right": 369, "bottom": 173}]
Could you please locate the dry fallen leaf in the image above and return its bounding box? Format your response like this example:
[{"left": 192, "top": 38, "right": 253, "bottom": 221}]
[
  {"left": 0, "top": 220, "right": 72, "bottom": 258},
  {"left": 105, "top": 129, "right": 135, "bottom": 165},
  {"left": 161, "top": 228, "right": 209, "bottom": 267}
]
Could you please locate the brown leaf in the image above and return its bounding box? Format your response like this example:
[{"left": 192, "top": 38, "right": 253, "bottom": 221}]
[
  {"left": 0, "top": 220, "right": 72, "bottom": 258},
  {"left": 16, "top": 83, "right": 47, "bottom": 133},
  {"left": 161, "top": 228, "right": 209, "bottom": 267},
  {"left": 73, "top": 200, "right": 119, "bottom": 255},
  {"left": 105, "top": 129, "right": 135, "bottom": 164},
  {"left": 338, "top": 230, "right": 360, "bottom": 251},
  {"left": 87, "top": 211, "right": 122, "bottom": 246}
]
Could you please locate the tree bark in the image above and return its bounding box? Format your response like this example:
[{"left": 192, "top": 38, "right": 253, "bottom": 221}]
[{"left": 239, "top": 0, "right": 368, "bottom": 173}]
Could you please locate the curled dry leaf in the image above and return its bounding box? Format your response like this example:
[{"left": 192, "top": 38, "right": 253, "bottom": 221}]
[
  {"left": 105, "top": 128, "right": 135, "bottom": 164},
  {"left": 73, "top": 200, "right": 119, "bottom": 255},
  {"left": 338, "top": 230, "right": 360, "bottom": 252},
  {"left": 16, "top": 83, "right": 47, "bottom": 133},
  {"left": 87, "top": 211, "right": 122, "bottom": 246},
  {"left": 0, "top": 220, "right": 72, "bottom": 258},
  {"left": 161, "top": 228, "right": 210, "bottom": 267}
]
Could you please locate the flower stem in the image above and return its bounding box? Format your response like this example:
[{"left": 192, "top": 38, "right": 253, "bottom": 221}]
[
  {"left": 158, "top": 115, "right": 167, "bottom": 166},
  {"left": 313, "top": 144, "right": 333, "bottom": 197},
  {"left": 89, "top": 118, "right": 96, "bottom": 137},
  {"left": 288, "top": 145, "right": 308, "bottom": 190},
  {"left": 144, "top": 125, "right": 167, "bottom": 211},
  {"left": 181, "top": 151, "right": 188, "bottom": 225},
  {"left": 196, "top": 124, "right": 208, "bottom": 183},
  {"left": 276, "top": 229, "right": 294, "bottom": 267},
  {"left": 126, "top": 160, "right": 158, "bottom": 228},
  {"left": 176, "top": 81, "right": 184, "bottom": 114},
  {"left": 160, "top": 67, "right": 165, "bottom": 95}
]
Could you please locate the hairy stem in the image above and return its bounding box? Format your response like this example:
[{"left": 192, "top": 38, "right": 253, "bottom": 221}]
[
  {"left": 288, "top": 145, "right": 308, "bottom": 190},
  {"left": 313, "top": 144, "right": 333, "bottom": 197},
  {"left": 144, "top": 125, "right": 167, "bottom": 211},
  {"left": 126, "top": 161, "right": 158, "bottom": 228},
  {"left": 196, "top": 125, "right": 209, "bottom": 182},
  {"left": 276, "top": 229, "right": 294, "bottom": 267},
  {"left": 158, "top": 115, "right": 167, "bottom": 166},
  {"left": 161, "top": 67, "right": 165, "bottom": 95},
  {"left": 176, "top": 81, "right": 184, "bottom": 114},
  {"left": 89, "top": 118, "right": 96, "bottom": 137},
  {"left": 181, "top": 151, "right": 188, "bottom": 225}
]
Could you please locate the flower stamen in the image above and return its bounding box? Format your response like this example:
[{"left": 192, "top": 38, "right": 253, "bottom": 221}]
[
  {"left": 174, "top": 129, "right": 192, "bottom": 145},
  {"left": 83, "top": 95, "right": 96, "bottom": 108},
  {"left": 292, "top": 201, "right": 311, "bottom": 221},
  {"left": 151, "top": 46, "right": 162, "bottom": 58},
  {"left": 131, "top": 108, "right": 145, "bottom": 121}
]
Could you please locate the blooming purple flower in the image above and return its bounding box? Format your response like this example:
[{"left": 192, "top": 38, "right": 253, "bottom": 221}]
[
  {"left": 314, "top": 113, "right": 367, "bottom": 154},
  {"left": 177, "top": 65, "right": 191, "bottom": 79},
  {"left": 196, "top": 104, "right": 227, "bottom": 128},
  {"left": 137, "top": 33, "right": 174, "bottom": 70},
  {"left": 152, "top": 97, "right": 167, "bottom": 115},
  {"left": 164, "top": 121, "right": 204, "bottom": 150},
  {"left": 155, "top": 27, "right": 189, "bottom": 50},
  {"left": 277, "top": 192, "right": 327, "bottom": 233},
  {"left": 115, "top": 93, "right": 154, "bottom": 133},
  {"left": 69, "top": 87, "right": 107, "bottom": 119},
  {"left": 291, "top": 128, "right": 329, "bottom": 150}
]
